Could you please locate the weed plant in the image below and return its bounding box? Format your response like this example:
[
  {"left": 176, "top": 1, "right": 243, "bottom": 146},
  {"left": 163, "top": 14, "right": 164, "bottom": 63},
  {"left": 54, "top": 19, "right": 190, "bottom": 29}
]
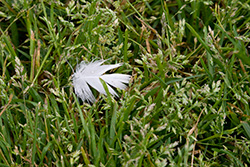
[{"left": 0, "top": 0, "right": 250, "bottom": 166}]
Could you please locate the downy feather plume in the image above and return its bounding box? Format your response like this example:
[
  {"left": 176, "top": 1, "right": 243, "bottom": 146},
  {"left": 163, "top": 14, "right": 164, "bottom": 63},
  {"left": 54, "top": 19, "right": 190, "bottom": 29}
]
[{"left": 72, "top": 60, "right": 130, "bottom": 102}]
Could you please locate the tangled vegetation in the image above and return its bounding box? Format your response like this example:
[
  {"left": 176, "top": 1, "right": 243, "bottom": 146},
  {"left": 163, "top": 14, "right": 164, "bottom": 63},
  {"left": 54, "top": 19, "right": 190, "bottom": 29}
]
[{"left": 0, "top": 0, "right": 250, "bottom": 166}]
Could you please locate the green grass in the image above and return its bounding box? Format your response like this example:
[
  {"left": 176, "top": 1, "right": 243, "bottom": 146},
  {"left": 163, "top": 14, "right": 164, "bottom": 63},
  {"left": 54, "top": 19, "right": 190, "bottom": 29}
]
[{"left": 1, "top": 0, "right": 250, "bottom": 166}]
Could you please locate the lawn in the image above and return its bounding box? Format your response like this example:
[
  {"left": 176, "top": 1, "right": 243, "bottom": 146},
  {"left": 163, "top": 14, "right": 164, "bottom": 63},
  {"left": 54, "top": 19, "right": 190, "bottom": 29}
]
[{"left": 0, "top": 0, "right": 250, "bottom": 166}]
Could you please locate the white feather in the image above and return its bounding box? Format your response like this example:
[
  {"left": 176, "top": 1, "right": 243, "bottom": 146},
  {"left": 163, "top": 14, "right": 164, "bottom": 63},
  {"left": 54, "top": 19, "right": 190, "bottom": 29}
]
[{"left": 72, "top": 60, "right": 130, "bottom": 102}]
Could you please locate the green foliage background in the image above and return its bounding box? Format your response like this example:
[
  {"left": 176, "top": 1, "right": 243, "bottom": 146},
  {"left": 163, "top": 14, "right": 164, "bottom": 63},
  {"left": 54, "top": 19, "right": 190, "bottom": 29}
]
[{"left": 0, "top": 0, "right": 250, "bottom": 166}]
